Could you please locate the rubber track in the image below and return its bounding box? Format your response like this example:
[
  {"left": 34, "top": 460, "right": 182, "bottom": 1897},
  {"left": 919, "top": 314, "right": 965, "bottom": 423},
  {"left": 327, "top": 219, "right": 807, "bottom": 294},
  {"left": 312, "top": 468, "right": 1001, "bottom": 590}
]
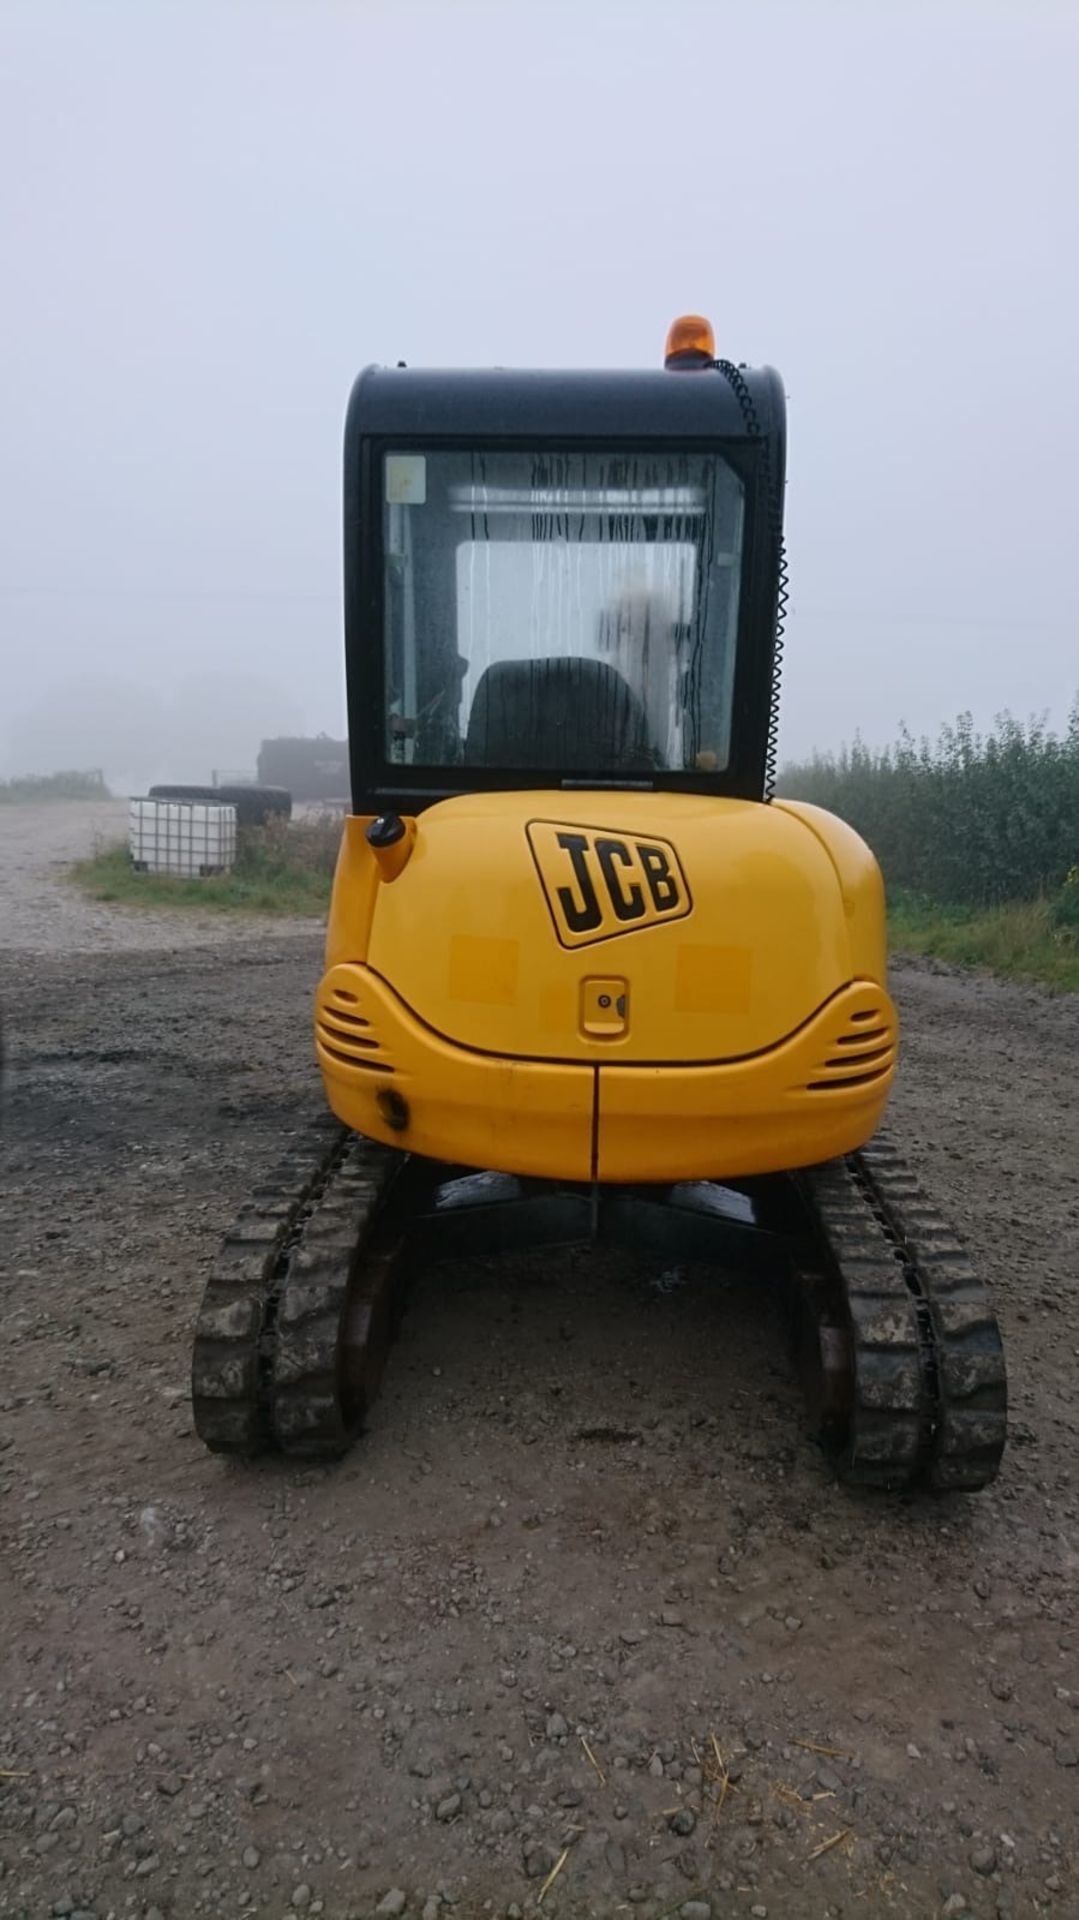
[
  {"left": 800, "top": 1156, "right": 930, "bottom": 1489},
  {"left": 191, "top": 1119, "right": 398, "bottom": 1457},
  {"left": 271, "top": 1139, "right": 401, "bottom": 1457},
  {"left": 854, "top": 1135, "right": 1007, "bottom": 1491},
  {"left": 802, "top": 1135, "right": 1007, "bottom": 1491}
]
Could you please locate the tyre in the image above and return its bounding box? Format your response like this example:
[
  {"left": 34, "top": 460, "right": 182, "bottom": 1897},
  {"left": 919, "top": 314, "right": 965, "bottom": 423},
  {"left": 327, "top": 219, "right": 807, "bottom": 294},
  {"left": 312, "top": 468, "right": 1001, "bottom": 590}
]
[{"left": 147, "top": 784, "right": 292, "bottom": 828}]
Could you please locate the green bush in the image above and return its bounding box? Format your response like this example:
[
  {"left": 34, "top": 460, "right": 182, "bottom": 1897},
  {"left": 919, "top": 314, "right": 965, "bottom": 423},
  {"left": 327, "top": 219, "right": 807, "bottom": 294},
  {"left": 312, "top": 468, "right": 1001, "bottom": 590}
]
[{"left": 780, "top": 703, "right": 1079, "bottom": 908}]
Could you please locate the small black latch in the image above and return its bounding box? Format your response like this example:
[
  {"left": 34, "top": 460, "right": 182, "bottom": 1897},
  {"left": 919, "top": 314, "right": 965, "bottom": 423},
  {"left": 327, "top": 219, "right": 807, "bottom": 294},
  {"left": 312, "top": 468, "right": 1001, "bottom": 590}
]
[{"left": 366, "top": 813, "right": 406, "bottom": 848}]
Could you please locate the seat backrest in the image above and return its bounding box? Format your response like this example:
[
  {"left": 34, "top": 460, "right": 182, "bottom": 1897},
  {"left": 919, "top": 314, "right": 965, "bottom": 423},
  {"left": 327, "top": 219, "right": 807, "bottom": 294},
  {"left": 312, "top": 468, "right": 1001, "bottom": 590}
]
[{"left": 464, "top": 656, "right": 657, "bottom": 771}]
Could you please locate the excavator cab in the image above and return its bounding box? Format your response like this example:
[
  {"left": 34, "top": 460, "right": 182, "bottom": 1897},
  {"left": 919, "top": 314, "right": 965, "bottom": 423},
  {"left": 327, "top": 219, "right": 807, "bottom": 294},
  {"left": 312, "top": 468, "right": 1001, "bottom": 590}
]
[
  {"left": 344, "top": 325, "right": 783, "bottom": 809},
  {"left": 191, "top": 320, "right": 1007, "bottom": 1492}
]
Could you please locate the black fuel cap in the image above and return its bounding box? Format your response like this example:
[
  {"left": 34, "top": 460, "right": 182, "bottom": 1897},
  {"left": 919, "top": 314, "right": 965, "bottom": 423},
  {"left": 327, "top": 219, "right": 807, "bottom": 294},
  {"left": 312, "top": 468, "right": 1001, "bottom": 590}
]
[{"left": 366, "top": 812, "right": 407, "bottom": 848}]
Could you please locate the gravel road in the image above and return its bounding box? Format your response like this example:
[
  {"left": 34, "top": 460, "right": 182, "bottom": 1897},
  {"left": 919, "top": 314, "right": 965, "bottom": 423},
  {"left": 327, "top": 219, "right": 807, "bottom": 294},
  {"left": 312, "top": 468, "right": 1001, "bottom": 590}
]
[
  {"left": 1, "top": 805, "right": 1078, "bottom": 1920},
  {"left": 0, "top": 800, "right": 320, "bottom": 954}
]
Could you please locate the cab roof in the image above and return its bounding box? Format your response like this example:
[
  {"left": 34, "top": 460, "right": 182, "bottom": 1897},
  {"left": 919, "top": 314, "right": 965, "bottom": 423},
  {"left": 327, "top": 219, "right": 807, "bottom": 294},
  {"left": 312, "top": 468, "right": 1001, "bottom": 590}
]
[{"left": 347, "top": 363, "right": 785, "bottom": 444}]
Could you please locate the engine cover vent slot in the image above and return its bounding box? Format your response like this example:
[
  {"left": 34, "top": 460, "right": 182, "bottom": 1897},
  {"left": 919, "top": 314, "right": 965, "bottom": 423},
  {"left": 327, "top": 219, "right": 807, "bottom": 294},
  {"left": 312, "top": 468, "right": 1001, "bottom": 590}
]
[
  {"left": 798, "top": 992, "right": 897, "bottom": 1097},
  {"left": 316, "top": 980, "right": 395, "bottom": 1077}
]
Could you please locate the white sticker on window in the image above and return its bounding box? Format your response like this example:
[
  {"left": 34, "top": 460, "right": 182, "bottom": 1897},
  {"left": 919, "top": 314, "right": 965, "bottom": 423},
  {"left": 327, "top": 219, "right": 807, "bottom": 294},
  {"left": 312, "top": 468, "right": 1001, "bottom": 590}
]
[{"left": 385, "top": 454, "right": 427, "bottom": 505}]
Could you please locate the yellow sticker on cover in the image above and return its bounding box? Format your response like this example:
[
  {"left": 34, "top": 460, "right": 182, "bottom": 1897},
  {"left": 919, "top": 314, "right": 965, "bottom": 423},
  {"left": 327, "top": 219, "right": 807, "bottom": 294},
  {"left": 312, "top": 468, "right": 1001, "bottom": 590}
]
[{"left": 385, "top": 454, "right": 427, "bottom": 505}]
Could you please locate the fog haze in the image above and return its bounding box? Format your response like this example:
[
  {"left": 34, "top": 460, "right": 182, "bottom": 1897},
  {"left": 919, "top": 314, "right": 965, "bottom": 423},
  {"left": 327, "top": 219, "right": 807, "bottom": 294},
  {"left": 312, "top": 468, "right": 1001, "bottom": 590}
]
[{"left": 2, "top": 0, "right": 1075, "bottom": 787}]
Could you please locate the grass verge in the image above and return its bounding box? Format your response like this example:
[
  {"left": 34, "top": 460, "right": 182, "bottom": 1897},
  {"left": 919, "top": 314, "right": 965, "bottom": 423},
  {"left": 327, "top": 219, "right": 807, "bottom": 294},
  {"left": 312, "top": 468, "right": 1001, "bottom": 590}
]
[
  {"left": 889, "top": 888, "right": 1079, "bottom": 992},
  {"left": 70, "top": 816, "right": 339, "bottom": 916},
  {"left": 2, "top": 770, "right": 110, "bottom": 802}
]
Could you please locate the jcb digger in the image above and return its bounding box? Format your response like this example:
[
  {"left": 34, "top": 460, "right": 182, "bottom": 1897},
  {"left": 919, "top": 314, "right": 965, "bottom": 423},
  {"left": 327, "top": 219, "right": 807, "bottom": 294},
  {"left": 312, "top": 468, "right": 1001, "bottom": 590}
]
[{"left": 192, "top": 317, "right": 1007, "bottom": 1490}]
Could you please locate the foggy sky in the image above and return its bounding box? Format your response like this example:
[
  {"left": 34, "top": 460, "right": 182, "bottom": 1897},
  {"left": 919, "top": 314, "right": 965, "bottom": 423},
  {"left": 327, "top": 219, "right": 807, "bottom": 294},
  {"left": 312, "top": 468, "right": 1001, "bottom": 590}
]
[{"left": 2, "top": 0, "right": 1076, "bottom": 787}]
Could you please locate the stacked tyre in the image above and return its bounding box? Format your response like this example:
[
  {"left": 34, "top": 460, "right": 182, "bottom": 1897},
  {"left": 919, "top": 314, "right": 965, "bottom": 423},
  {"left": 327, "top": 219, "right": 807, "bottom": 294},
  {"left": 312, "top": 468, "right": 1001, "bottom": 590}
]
[{"left": 147, "top": 784, "right": 292, "bottom": 829}]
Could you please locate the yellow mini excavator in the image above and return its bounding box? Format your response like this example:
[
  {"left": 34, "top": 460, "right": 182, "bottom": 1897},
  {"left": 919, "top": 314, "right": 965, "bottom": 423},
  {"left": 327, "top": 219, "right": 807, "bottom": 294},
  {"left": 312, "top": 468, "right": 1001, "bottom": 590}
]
[{"left": 192, "top": 317, "right": 1007, "bottom": 1490}]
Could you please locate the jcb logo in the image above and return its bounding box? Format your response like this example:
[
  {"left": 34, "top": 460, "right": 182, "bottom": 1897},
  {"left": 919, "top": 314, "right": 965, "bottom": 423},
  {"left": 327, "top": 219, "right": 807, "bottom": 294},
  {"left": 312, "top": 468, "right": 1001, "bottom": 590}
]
[{"left": 527, "top": 820, "right": 691, "bottom": 948}]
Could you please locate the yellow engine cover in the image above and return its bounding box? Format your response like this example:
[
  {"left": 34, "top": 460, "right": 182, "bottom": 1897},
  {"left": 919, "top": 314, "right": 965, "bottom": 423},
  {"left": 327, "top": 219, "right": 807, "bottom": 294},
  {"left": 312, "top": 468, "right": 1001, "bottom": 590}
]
[{"left": 317, "top": 792, "right": 897, "bottom": 1182}]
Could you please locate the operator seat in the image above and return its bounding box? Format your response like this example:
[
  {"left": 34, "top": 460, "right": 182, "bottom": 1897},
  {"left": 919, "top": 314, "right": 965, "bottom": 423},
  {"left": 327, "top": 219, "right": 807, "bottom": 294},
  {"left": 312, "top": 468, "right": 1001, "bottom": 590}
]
[{"left": 464, "top": 656, "right": 658, "bottom": 771}]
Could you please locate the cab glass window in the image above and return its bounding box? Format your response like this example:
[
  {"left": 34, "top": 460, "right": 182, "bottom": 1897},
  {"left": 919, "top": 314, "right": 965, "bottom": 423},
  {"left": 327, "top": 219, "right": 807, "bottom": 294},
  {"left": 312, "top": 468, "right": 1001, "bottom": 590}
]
[{"left": 382, "top": 448, "right": 744, "bottom": 774}]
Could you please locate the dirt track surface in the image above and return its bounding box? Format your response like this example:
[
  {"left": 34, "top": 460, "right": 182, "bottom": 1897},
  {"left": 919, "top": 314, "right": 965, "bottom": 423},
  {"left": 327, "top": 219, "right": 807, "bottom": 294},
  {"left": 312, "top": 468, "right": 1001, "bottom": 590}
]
[{"left": 2, "top": 807, "right": 1078, "bottom": 1920}]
